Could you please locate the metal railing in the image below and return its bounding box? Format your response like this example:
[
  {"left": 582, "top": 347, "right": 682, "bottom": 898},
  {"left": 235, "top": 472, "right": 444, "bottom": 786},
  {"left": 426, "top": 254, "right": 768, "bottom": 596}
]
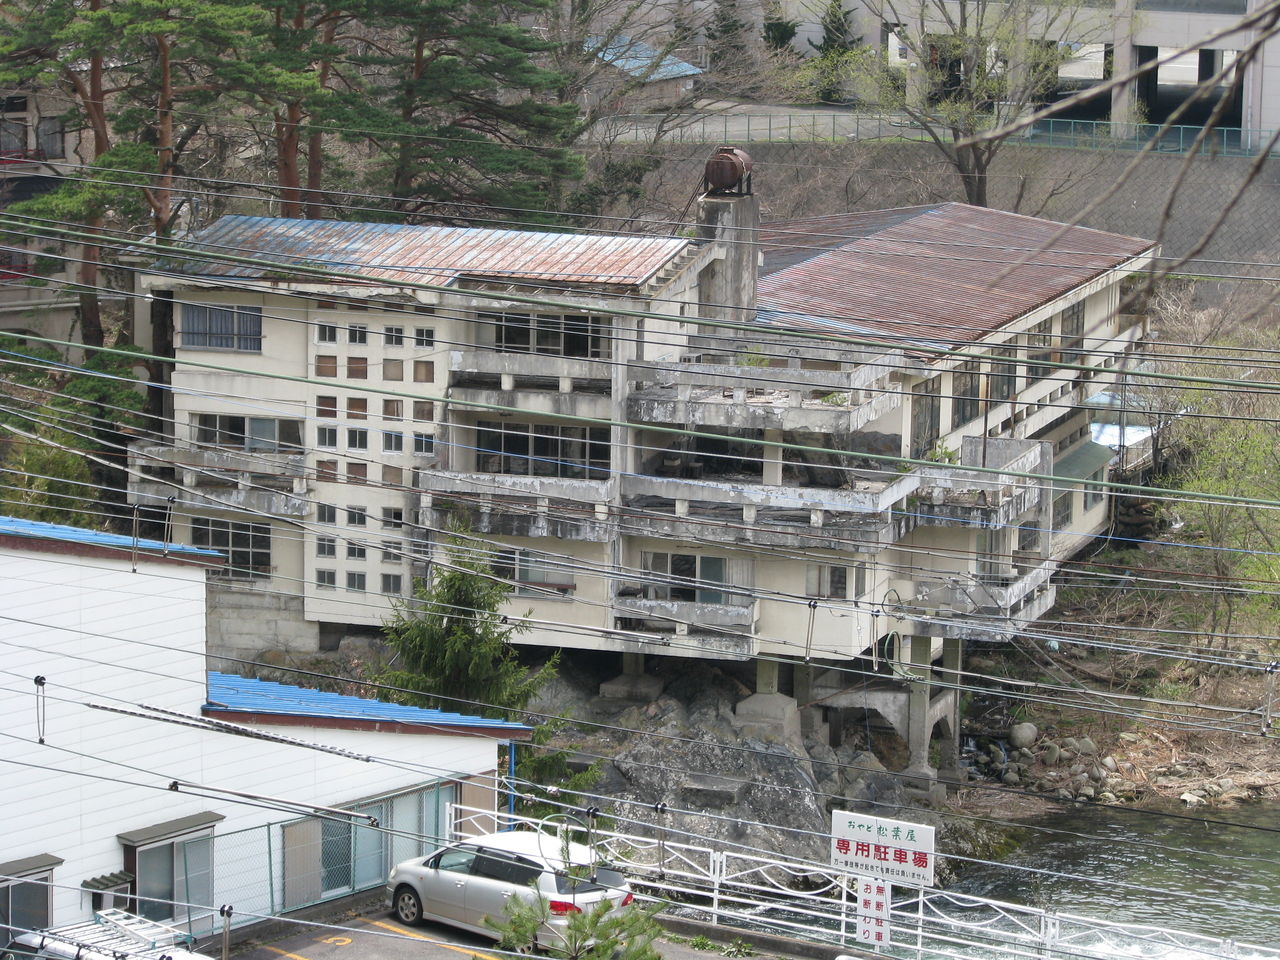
[
  {"left": 596, "top": 110, "right": 1279, "bottom": 158},
  {"left": 455, "top": 805, "right": 1280, "bottom": 960}
]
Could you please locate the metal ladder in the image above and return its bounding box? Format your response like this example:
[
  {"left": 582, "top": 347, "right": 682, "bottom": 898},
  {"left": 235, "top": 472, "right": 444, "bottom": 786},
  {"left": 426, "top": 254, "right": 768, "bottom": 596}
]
[{"left": 94, "top": 909, "right": 194, "bottom": 949}]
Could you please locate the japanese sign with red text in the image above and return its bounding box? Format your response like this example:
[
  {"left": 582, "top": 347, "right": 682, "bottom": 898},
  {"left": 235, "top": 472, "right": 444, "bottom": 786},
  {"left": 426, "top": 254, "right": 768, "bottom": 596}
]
[{"left": 831, "top": 811, "right": 936, "bottom": 887}]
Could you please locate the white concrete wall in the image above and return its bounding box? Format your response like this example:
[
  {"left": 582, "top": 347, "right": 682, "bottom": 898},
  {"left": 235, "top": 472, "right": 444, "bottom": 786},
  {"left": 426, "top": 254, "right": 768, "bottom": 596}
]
[{"left": 0, "top": 544, "right": 500, "bottom": 931}]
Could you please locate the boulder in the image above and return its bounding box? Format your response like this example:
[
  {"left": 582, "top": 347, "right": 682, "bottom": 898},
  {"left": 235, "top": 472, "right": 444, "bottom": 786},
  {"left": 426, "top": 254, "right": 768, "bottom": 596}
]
[
  {"left": 1100, "top": 755, "right": 1118, "bottom": 773},
  {"left": 1180, "top": 792, "right": 1206, "bottom": 806},
  {"left": 1040, "top": 743, "right": 1061, "bottom": 766},
  {"left": 1076, "top": 737, "right": 1098, "bottom": 756},
  {"left": 1002, "top": 770, "right": 1020, "bottom": 785},
  {"left": 1008, "top": 722, "right": 1039, "bottom": 749}
]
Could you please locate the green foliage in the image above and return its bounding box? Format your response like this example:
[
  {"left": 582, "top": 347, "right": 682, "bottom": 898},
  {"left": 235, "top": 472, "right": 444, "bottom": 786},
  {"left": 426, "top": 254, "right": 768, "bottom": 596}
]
[
  {"left": 762, "top": 16, "right": 798, "bottom": 51},
  {"left": 514, "top": 719, "right": 603, "bottom": 819},
  {"left": 925, "top": 441, "right": 960, "bottom": 464},
  {"left": 380, "top": 528, "right": 558, "bottom": 717},
  {"left": 722, "top": 938, "right": 755, "bottom": 957},
  {"left": 488, "top": 895, "right": 665, "bottom": 960},
  {"left": 736, "top": 347, "right": 770, "bottom": 367},
  {"left": 706, "top": 0, "right": 750, "bottom": 75},
  {"left": 689, "top": 935, "right": 716, "bottom": 950},
  {"left": 803, "top": 0, "right": 860, "bottom": 102}
]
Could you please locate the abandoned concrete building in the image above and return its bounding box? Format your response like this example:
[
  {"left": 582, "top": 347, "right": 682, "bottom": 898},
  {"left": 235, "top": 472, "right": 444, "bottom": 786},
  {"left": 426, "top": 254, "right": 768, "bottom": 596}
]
[{"left": 126, "top": 184, "right": 1156, "bottom": 795}]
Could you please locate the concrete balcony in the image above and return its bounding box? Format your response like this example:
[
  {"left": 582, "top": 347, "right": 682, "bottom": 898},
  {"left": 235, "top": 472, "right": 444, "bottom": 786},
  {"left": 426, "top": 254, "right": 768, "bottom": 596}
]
[
  {"left": 612, "top": 595, "right": 759, "bottom": 659},
  {"left": 424, "top": 493, "right": 615, "bottom": 542},
  {"left": 917, "top": 437, "right": 1049, "bottom": 528},
  {"left": 421, "top": 469, "right": 614, "bottom": 503},
  {"left": 623, "top": 470, "right": 920, "bottom": 518},
  {"left": 128, "top": 443, "right": 310, "bottom": 517}
]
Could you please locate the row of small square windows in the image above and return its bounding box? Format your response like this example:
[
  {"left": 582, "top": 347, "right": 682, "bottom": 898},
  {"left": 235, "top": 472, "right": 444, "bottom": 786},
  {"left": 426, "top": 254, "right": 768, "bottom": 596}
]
[
  {"left": 317, "top": 324, "right": 434, "bottom": 346},
  {"left": 315, "top": 570, "right": 404, "bottom": 593},
  {"left": 316, "top": 428, "right": 435, "bottom": 453}
]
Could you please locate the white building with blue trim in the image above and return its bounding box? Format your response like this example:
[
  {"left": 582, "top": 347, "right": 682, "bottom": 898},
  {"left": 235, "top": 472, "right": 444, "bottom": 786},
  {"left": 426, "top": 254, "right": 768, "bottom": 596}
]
[{"left": 0, "top": 516, "right": 527, "bottom": 942}]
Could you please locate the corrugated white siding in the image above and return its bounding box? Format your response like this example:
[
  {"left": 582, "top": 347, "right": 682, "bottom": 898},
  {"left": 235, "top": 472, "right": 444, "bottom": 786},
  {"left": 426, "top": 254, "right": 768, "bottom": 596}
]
[{"left": 0, "top": 546, "right": 499, "bottom": 930}]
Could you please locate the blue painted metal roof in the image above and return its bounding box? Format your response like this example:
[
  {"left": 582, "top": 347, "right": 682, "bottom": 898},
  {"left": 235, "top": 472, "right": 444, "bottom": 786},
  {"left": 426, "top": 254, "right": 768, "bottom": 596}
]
[
  {"left": 0, "top": 515, "right": 221, "bottom": 559},
  {"left": 205, "top": 672, "right": 529, "bottom": 733},
  {"left": 592, "top": 35, "right": 701, "bottom": 81}
]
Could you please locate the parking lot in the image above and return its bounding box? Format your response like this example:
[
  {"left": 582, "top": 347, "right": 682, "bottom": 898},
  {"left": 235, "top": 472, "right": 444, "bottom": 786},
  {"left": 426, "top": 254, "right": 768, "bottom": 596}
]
[{"left": 233, "top": 914, "right": 513, "bottom": 960}]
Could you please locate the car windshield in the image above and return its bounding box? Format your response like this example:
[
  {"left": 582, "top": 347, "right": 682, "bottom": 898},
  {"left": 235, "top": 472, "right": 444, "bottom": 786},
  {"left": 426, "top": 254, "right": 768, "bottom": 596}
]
[{"left": 553, "top": 867, "right": 626, "bottom": 895}]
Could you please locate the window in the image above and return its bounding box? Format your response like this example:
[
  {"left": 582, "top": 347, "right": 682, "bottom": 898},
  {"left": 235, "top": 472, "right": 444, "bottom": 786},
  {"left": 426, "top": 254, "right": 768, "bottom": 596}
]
[
  {"left": 316, "top": 569, "right": 336, "bottom": 588},
  {"left": 414, "top": 327, "right": 434, "bottom": 347},
  {"left": 0, "top": 858, "right": 57, "bottom": 942},
  {"left": 1084, "top": 468, "right": 1106, "bottom": 508},
  {"left": 316, "top": 459, "right": 339, "bottom": 481},
  {"left": 951, "top": 361, "right": 981, "bottom": 428},
  {"left": 413, "top": 401, "right": 433, "bottom": 422},
  {"left": 1060, "top": 301, "right": 1086, "bottom": 357},
  {"left": 317, "top": 323, "right": 338, "bottom": 343},
  {"left": 989, "top": 347, "right": 1017, "bottom": 402},
  {"left": 806, "top": 563, "right": 865, "bottom": 599},
  {"left": 909, "top": 377, "right": 941, "bottom": 459},
  {"left": 1052, "top": 491, "right": 1073, "bottom": 530},
  {"left": 381, "top": 574, "right": 403, "bottom": 595},
  {"left": 643, "top": 552, "right": 725, "bottom": 603},
  {"left": 317, "top": 504, "right": 336, "bottom": 524},
  {"left": 413, "top": 433, "right": 435, "bottom": 455},
  {"left": 348, "top": 324, "right": 368, "bottom": 344},
  {"left": 316, "top": 355, "right": 338, "bottom": 377},
  {"left": 120, "top": 819, "right": 217, "bottom": 926},
  {"left": 382, "top": 540, "right": 401, "bottom": 561},
  {"left": 492, "top": 549, "right": 575, "bottom": 596},
  {"left": 347, "top": 462, "right": 368, "bottom": 484},
  {"left": 192, "top": 518, "right": 271, "bottom": 578},
  {"left": 381, "top": 507, "right": 403, "bottom": 529},
  {"left": 383, "top": 359, "right": 403, "bottom": 381},
  {"left": 317, "top": 426, "right": 337, "bottom": 448},
  {"left": 385, "top": 326, "right": 404, "bottom": 346},
  {"left": 383, "top": 465, "right": 404, "bottom": 486},
  {"left": 488, "top": 312, "right": 611, "bottom": 358},
  {"left": 181, "top": 304, "right": 263, "bottom": 351},
  {"left": 383, "top": 431, "right": 404, "bottom": 453},
  {"left": 0, "top": 118, "right": 24, "bottom": 155},
  {"left": 383, "top": 399, "right": 403, "bottom": 420},
  {"left": 317, "top": 395, "right": 338, "bottom": 418},
  {"left": 316, "top": 537, "right": 337, "bottom": 558},
  {"left": 36, "top": 116, "right": 64, "bottom": 158},
  {"left": 347, "top": 506, "right": 367, "bottom": 526},
  {"left": 347, "top": 357, "right": 368, "bottom": 379},
  {"left": 476, "top": 421, "right": 609, "bottom": 478},
  {"left": 346, "top": 572, "right": 366, "bottom": 592},
  {"left": 195, "top": 415, "right": 303, "bottom": 451},
  {"left": 413, "top": 360, "right": 434, "bottom": 382},
  {"left": 347, "top": 428, "right": 369, "bottom": 450},
  {"left": 347, "top": 397, "right": 368, "bottom": 420},
  {"left": 1026, "top": 318, "right": 1054, "bottom": 381},
  {"left": 347, "top": 542, "right": 367, "bottom": 560}
]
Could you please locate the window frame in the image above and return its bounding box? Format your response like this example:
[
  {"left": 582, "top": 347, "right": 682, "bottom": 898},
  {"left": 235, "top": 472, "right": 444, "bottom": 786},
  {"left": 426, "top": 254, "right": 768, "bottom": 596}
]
[
  {"left": 181, "top": 303, "right": 263, "bottom": 352},
  {"left": 191, "top": 518, "right": 271, "bottom": 579}
]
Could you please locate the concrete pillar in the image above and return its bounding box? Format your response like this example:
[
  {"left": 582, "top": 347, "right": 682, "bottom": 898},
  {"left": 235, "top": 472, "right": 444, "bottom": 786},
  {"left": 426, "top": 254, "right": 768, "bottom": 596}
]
[
  {"left": 1198, "top": 49, "right": 1224, "bottom": 84},
  {"left": 623, "top": 651, "right": 644, "bottom": 676},
  {"left": 795, "top": 663, "right": 829, "bottom": 741},
  {"left": 756, "top": 657, "right": 780, "bottom": 695},
  {"left": 1109, "top": 0, "right": 1137, "bottom": 128},
  {"left": 762, "top": 429, "right": 783, "bottom": 486},
  {"left": 904, "top": 635, "right": 936, "bottom": 782},
  {"left": 599, "top": 651, "right": 664, "bottom": 700},
  {"left": 1135, "top": 45, "right": 1159, "bottom": 119},
  {"left": 937, "top": 636, "right": 965, "bottom": 787}
]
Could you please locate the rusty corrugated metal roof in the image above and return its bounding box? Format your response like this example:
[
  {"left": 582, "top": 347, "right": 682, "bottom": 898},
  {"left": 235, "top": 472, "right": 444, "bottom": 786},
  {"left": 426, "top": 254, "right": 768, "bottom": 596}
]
[
  {"left": 757, "top": 203, "right": 1156, "bottom": 350},
  {"left": 758, "top": 205, "right": 939, "bottom": 275},
  {"left": 168, "top": 216, "right": 689, "bottom": 287}
]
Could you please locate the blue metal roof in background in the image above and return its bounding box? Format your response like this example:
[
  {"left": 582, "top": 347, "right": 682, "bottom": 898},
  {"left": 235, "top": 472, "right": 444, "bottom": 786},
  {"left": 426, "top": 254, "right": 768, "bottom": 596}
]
[
  {"left": 0, "top": 515, "right": 222, "bottom": 559},
  {"left": 592, "top": 35, "right": 702, "bottom": 81},
  {"left": 206, "top": 672, "right": 529, "bottom": 732}
]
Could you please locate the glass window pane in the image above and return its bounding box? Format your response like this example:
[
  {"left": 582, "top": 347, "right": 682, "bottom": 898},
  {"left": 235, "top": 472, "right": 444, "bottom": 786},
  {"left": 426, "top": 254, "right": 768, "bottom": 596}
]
[{"left": 137, "top": 844, "right": 175, "bottom": 921}]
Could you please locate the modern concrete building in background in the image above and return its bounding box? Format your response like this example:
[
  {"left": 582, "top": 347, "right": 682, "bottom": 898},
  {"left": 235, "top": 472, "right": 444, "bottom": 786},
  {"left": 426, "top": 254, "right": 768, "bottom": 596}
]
[{"left": 125, "top": 187, "right": 1155, "bottom": 796}]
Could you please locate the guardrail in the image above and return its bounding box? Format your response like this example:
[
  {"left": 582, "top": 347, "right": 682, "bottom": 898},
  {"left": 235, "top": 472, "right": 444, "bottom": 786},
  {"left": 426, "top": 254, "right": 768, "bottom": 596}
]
[
  {"left": 596, "top": 111, "right": 1278, "bottom": 158},
  {"left": 454, "top": 804, "right": 1279, "bottom": 960}
]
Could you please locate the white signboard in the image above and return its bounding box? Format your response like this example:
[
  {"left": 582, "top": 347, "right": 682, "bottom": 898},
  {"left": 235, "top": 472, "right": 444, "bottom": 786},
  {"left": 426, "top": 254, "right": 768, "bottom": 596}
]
[
  {"left": 831, "top": 810, "right": 936, "bottom": 887},
  {"left": 852, "top": 875, "right": 892, "bottom": 945}
]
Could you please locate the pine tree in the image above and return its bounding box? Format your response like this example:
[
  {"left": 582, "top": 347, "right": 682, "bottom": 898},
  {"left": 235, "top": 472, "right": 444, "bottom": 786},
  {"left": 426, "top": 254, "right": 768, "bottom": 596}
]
[
  {"left": 706, "top": 0, "right": 750, "bottom": 75},
  {"left": 487, "top": 893, "right": 664, "bottom": 960},
  {"left": 336, "top": 0, "right": 582, "bottom": 219},
  {"left": 380, "top": 530, "right": 558, "bottom": 717}
]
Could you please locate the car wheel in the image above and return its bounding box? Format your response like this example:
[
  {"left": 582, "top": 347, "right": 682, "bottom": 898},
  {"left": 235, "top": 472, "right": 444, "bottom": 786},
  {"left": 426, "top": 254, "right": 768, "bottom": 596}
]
[
  {"left": 512, "top": 940, "right": 540, "bottom": 955},
  {"left": 394, "top": 886, "right": 424, "bottom": 926}
]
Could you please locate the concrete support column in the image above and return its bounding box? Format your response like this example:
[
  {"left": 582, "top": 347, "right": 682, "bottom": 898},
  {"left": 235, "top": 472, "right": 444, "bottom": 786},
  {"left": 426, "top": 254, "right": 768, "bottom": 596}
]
[
  {"left": 599, "top": 650, "right": 664, "bottom": 700},
  {"left": 904, "top": 635, "right": 934, "bottom": 778},
  {"left": 736, "top": 657, "right": 801, "bottom": 744},
  {"left": 756, "top": 657, "right": 780, "bottom": 695},
  {"left": 762, "top": 429, "right": 784, "bottom": 486},
  {"left": 623, "top": 651, "right": 645, "bottom": 677},
  {"left": 1199, "top": 49, "right": 1224, "bottom": 83},
  {"left": 937, "top": 636, "right": 965, "bottom": 787},
  {"left": 795, "top": 662, "right": 830, "bottom": 741},
  {"left": 1109, "top": 0, "right": 1137, "bottom": 129}
]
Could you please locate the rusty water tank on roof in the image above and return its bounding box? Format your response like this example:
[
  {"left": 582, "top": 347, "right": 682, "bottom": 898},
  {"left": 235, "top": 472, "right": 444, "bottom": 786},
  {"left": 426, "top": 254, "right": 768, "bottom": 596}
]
[{"left": 704, "top": 145, "right": 753, "bottom": 194}]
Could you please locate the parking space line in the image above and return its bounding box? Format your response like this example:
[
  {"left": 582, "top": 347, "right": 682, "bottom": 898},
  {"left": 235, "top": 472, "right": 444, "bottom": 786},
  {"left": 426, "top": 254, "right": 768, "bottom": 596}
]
[
  {"left": 360, "top": 918, "right": 507, "bottom": 960},
  {"left": 262, "top": 946, "right": 315, "bottom": 960}
]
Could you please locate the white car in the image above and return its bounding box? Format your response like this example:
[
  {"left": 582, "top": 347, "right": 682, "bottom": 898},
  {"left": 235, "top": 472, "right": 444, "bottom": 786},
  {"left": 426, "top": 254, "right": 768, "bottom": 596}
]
[{"left": 386, "top": 830, "right": 633, "bottom": 948}]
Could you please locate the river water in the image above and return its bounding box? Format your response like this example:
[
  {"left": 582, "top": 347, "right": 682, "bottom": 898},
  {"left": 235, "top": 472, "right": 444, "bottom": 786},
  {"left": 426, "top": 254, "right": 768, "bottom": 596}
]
[{"left": 948, "top": 800, "right": 1280, "bottom": 949}]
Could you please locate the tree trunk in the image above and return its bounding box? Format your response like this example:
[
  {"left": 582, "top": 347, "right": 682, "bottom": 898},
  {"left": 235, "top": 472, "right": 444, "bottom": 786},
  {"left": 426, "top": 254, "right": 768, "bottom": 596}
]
[
  {"left": 304, "top": 19, "right": 338, "bottom": 219},
  {"left": 277, "top": 103, "right": 304, "bottom": 218},
  {"left": 154, "top": 33, "right": 174, "bottom": 234}
]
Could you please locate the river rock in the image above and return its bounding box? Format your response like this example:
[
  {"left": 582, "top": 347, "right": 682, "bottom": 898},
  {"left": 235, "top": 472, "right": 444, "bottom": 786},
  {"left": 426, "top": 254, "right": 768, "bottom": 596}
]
[
  {"left": 1220, "top": 778, "right": 1236, "bottom": 792},
  {"left": 1077, "top": 785, "right": 1096, "bottom": 799},
  {"left": 1061, "top": 736, "right": 1079, "bottom": 751},
  {"left": 1099, "top": 792, "right": 1118, "bottom": 803},
  {"left": 1076, "top": 736, "right": 1098, "bottom": 756},
  {"left": 1002, "top": 770, "right": 1020, "bottom": 785},
  {"left": 1202, "top": 782, "right": 1222, "bottom": 797},
  {"left": 1101, "top": 755, "right": 1118, "bottom": 773},
  {"left": 1040, "top": 742, "right": 1061, "bottom": 766},
  {"left": 1056, "top": 788, "right": 1074, "bottom": 800},
  {"left": 1118, "top": 731, "right": 1141, "bottom": 743},
  {"left": 1088, "top": 765, "right": 1105, "bottom": 782},
  {"left": 1180, "top": 792, "right": 1206, "bottom": 806},
  {"left": 1009, "top": 722, "right": 1039, "bottom": 749}
]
